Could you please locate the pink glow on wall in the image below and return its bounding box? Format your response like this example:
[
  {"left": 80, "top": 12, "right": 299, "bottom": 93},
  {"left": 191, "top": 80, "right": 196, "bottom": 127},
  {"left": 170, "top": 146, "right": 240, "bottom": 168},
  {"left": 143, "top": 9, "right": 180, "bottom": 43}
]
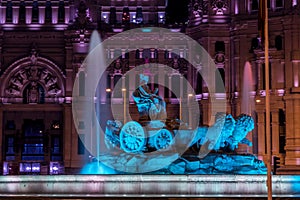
[
  {"left": 12, "top": 7, "right": 19, "bottom": 24},
  {"left": 26, "top": 7, "right": 32, "bottom": 24},
  {"left": 52, "top": 7, "right": 58, "bottom": 24},
  {"left": 0, "top": 7, "right": 6, "bottom": 24},
  {"left": 65, "top": 7, "right": 70, "bottom": 23},
  {"left": 293, "top": 0, "right": 297, "bottom": 6},
  {"left": 39, "top": 7, "right": 45, "bottom": 24},
  {"left": 235, "top": 0, "right": 239, "bottom": 14},
  {"left": 294, "top": 79, "right": 299, "bottom": 87}
]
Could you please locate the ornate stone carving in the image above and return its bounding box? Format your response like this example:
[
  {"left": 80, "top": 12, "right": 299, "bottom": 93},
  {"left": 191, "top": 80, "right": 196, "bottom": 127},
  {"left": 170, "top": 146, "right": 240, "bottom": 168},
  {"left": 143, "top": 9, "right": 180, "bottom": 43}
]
[
  {"left": 5, "top": 65, "right": 62, "bottom": 98},
  {"left": 212, "top": 0, "right": 228, "bottom": 15},
  {"left": 71, "top": 1, "right": 92, "bottom": 29},
  {"left": 215, "top": 52, "right": 225, "bottom": 64}
]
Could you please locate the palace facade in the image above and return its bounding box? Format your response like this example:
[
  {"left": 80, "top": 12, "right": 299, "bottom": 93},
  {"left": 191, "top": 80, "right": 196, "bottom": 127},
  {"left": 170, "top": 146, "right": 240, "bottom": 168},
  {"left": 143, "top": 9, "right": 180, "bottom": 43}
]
[{"left": 0, "top": 0, "right": 300, "bottom": 174}]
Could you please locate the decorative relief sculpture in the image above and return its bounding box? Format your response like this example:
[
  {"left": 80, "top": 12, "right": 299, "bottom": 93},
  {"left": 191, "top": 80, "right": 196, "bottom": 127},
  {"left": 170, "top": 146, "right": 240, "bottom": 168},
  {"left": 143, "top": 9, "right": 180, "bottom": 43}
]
[
  {"left": 5, "top": 66, "right": 62, "bottom": 99},
  {"left": 212, "top": 0, "right": 228, "bottom": 15}
]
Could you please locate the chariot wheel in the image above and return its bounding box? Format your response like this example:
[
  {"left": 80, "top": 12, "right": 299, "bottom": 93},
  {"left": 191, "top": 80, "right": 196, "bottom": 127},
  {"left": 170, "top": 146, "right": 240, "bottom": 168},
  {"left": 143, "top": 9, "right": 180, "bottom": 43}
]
[
  {"left": 153, "top": 128, "right": 174, "bottom": 150},
  {"left": 119, "top": 121, "right": 146, "bottom": 153}
]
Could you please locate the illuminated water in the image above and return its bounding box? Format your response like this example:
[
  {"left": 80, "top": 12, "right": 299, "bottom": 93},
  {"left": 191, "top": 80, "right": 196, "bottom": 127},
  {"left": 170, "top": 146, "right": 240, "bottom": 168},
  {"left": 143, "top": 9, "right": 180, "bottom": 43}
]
[{"left": 241, "top": 61, "right": 254, "bottom": 115}]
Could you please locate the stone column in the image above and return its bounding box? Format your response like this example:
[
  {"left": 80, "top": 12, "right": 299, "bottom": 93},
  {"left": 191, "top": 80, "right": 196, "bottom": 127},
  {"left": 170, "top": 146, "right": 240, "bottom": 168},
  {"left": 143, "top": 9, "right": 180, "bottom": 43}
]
[
  {"left": 0, "top": 108, "right": 3, "bottom": 163},
  {"left": 39, "top": 6, "right": 45, "bottom": 24},
  {"left": 12, "top": 6, "right": 19, "bottom": 24},
  {"left": 63, "top": 104, "right": 72, "bottom": 168},
  {"left": 150, "top": 49, "right": 155, "bottom": 59},
  {"left": 65, "top": 6, "right": 70, "bottom": 24},
  {"left": 0, "top": 6, "right": 6, "bottom": 24},
  {"left": 257, "top": 111, "right": 266, "bottom": 161},
  {"left": 26, "top": 6, "right": 32, "bottom": 24},
  {"left": 139, "top": 49, "right": 143, "bottom": 59},
  {"left": 284, "top": 96, "right": 300, "bottom": 166},
  {"left": 168, "top": 75, "right": 172, "bottom": 98},
  {"left": 52, "top": 6, "right": 58, "bottom": 24},
  {"left": 271, "top": 110, "right": 280, "bottom": 155}
]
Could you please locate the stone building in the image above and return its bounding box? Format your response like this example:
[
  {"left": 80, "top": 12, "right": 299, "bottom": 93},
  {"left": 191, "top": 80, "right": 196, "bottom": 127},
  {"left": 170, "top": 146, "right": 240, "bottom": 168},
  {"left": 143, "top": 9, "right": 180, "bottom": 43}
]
[{"left": 0, "top": 0, "right": 299, "bottom": 174}]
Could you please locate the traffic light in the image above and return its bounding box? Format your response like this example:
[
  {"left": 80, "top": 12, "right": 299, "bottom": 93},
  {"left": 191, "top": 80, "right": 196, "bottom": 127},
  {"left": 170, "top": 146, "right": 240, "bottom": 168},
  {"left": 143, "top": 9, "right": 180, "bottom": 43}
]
[{"left": 273, "top": 156, "right": 280, "bottom": 175}]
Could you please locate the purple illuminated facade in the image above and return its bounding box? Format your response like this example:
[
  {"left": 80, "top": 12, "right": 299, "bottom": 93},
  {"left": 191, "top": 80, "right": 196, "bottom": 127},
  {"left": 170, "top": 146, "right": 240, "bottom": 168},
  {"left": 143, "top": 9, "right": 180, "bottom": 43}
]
[{"left": 0, "top": 0, "right": 299, "bottom": 175}]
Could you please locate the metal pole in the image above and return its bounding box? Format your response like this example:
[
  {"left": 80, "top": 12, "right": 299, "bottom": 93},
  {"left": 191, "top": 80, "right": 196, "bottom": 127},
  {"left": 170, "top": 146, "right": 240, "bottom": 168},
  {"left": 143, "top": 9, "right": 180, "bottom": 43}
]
[{"left": 264, "top": 0, "right": 272, "bottom": 199}]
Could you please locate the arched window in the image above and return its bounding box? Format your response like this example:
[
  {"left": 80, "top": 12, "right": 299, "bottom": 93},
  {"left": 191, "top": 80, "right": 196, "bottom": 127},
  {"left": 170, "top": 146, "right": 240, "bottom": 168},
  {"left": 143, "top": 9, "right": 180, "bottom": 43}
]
[
  {"left": 58, "top": 1, "right": 65, "bottom": 23},
  {"left": 215, "top": 41, "right": 225, "bottom": 53},
  {"left": 45, "top": 1, "right": 52, "bottom": 22},
  {"left": 19, "top": 1, "right": 26, "bottom": 23},
  {"left": 79, "top": 71, "right": 85, "bottom": 96},
  {"left": 275, "top": 35, "right": 283, "bottom": 50},
  {"left": 32, "top": 1, "right": 39, "bottom": 23},
  {"left": 6, "top": 1, "right": 13, "bottom": 23}
]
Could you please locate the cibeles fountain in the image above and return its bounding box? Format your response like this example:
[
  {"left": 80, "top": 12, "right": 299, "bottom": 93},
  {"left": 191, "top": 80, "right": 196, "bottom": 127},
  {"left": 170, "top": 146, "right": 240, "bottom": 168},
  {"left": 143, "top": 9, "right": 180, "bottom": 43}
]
[
  {"left": 85, "top": 75, "right": 266, "bottom": 175},
  {"left": 78, "top": 29, "right": 267, "bottom": 176}
]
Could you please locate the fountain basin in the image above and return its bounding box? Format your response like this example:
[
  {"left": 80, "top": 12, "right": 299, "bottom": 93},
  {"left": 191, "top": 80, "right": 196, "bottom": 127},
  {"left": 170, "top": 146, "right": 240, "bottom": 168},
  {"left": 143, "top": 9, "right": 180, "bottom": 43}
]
[{"left": 0, "top": 175, "right": 299, "bottom": 198}]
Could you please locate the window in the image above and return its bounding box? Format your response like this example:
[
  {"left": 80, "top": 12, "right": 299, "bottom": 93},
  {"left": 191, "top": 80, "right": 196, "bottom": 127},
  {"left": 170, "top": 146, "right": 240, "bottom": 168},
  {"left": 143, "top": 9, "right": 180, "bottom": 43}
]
[
  {"left": 6, "top": 136, "right": 15, "bottom": 156},
  {"left": 142, "top": 49, "right": 151, "bottom": 59},
  {"left": 279, "top": 109, "right": 286, "bottom": 153},
  {"left": 122, "top": 7, "right": 130, "bottom": 24},
  {"left": 21, "top": 119, "right": 45, "bottom": 161},
  {"left": 215, "top": 68, "right": 225, "bottom": 93},
  {"left": 250, "top": 37, "right": 259, "bottom": 52},
  {"left": 251, "top": 0, "right": 259, "bottom": 11},
  {"left": 45, "top": 1, "right": 52, "bottom": 22},
  {"left": 136, "top": 7, "right": 143, "bottom": 24},
  {"left": 79, "top": 71, "right": 85, "bottom": 96},
  {"left": 275, "top": 35, "right": 283, "bottom": 50},
  {"left": 135, "top": 49, "right": 140, "bottom": 59},
  {"left": 78, "top": 134, "right": 85, "bottom": 155},
  {"left": 196, "top": 72, "right": 203, "bottom": 94},
  {"left": 19, "top": 1, "right": 26, "bottom": 23},
  {"left": 215, "top": 41, "right": 225, "bottom": 53},
  {"left": 32, "top": 1, "right": 39, "bottom": 23},
  {"left": 6, "top": 1, "right": 13, "bottom": 23},
  {"left": 51, "top": 136, "right": 62, "bottom": 161},
  {"left": 171, "top": 75, "right": 181, "bottom": 98},
  {"left": 58, "top": 1, "right": 65, "bottom": 23},
  {"left": 109, "top": 7, "right": 116, "bottom": 24},
  {"left": 276, "top": 0, "right": 283, "bottom": 8},
  {"left": 112, "top": 75, "right": 122, "bottom": 98}
]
